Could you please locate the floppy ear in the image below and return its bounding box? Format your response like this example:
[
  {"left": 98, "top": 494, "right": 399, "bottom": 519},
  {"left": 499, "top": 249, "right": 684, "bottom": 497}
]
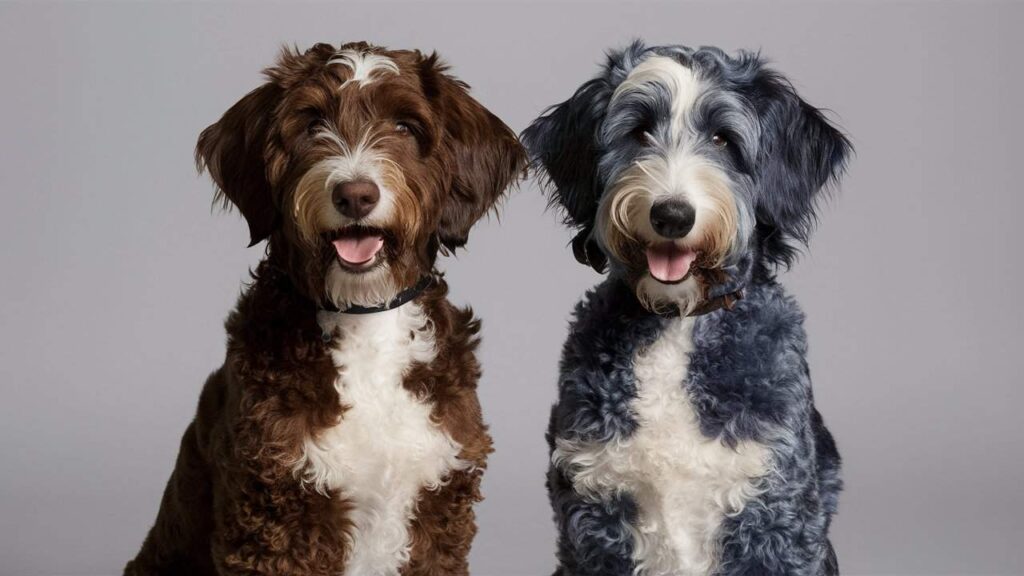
[
  {"left": 751, "top": 71, "right": 852, "bottom": 267},
  {"left": 419, "top": 54, "right": 526, "bottom": 252},
  {"left": 521, "top": 78, "right": 614, "bottom": 272},
  {"left": 521, "top": 78, "right": 613, "bottom": 231},
  {"left": 195, "top": 83, "right": 283, "bottom": 247}
]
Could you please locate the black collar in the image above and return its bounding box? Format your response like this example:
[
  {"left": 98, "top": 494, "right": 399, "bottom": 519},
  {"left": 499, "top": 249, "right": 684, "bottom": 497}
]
[{"left": 320, "top": 275, "right": 434, "bottom": 315}]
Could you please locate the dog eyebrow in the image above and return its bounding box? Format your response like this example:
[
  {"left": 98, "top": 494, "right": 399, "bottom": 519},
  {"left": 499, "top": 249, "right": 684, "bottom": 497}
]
[{"left": 328, "top": 49, "right": 399, "bottom": 88}]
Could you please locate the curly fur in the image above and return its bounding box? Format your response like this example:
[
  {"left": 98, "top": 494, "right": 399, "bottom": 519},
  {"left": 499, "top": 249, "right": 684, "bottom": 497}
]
[
  {"left": 126, "top": 41, "right": 523, "bottom": 576},
  {"left": 124, "top": 264, "right": 495, "bottom": 576},
  {"left": 546, "top": 279, "right": 841, "bottom": 576},
  {"left": 525, "top": 41, "right": 850, "bottom": 576},
  {"left": 293, "top": 303, "right": 471, "bottom": 575}
]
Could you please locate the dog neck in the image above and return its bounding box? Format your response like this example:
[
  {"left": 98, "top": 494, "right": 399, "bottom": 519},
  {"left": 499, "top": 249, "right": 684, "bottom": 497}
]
[
  {"left": 316, "top": 275, "right": 436, "bottom": 344},
  {"left": 640, "top": 282, "right": 744, "bottom": 318},
  {"left": 319, "top": 275, "right": 434, "bottom": 316},
  {"left": 629, "top": 252, "right": 753, "bottom": 318},
  {"left": 682, "top": 287, "right": 744, "bottom": 317}
]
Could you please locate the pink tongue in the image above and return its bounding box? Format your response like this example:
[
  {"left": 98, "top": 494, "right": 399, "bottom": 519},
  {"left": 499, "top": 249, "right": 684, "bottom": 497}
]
[
  {"left": 332, "top": 235, "right": 384, "bottom": 265},
  {"left": 646, "top": 244, "right": 697, "bottom": 283}
]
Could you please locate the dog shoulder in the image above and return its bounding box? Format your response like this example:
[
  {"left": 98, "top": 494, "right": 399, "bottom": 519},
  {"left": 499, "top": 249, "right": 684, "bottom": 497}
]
[
  {"left": 687, "top": 281, "right": 814, "bottom": 444},
  {"left": 561, "top": 280, "right": 664, "bottom": 372},
  {"left": 697, "top": 279, "right": 809, "bottom": 361},
  {"left": 415, "top": 283, "right": 483, "bottom": 384}
]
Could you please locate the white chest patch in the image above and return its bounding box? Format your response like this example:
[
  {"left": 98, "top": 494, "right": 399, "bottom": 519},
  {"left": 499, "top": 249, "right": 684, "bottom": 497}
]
[
  {"left": 295, "top": 304, "right": 466, "bottom": 576},
  {"left": 553, "top": 317, "right": 769, "bottom": 576}
]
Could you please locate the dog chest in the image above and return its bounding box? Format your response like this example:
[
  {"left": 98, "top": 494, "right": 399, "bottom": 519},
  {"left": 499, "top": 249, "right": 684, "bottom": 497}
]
[
  {"left": 296, "top": 304, "right": 465, "bottom": 576},
  {"left": 555, "top": 316, "right": 769, "bottom": 576}
]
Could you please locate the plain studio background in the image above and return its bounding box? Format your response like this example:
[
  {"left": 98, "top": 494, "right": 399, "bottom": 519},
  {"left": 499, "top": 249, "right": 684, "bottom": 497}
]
[{"left": 1, "top": 1, "right": 1022, "bottom": 575}]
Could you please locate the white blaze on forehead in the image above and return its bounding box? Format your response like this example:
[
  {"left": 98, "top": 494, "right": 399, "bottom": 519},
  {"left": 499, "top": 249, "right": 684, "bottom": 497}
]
[
  {"left": 328, "top": 49, "right": 399, "bottom": 87},
  {"left": 613, "top": 55, "right": 704, "bottom": 136}
]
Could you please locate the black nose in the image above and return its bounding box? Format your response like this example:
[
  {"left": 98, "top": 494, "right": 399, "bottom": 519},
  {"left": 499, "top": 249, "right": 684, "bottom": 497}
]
[
  {"left": 649, "top": 198, "right": 696, "bottom": 239},
  {"left": 332, "top": 180, "right": 380, "bottom": 219}
]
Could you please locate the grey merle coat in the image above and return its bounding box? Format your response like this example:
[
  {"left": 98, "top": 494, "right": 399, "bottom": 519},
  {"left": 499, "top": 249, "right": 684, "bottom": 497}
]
[{"left": 524, "top": 41, "right": 850, "bottom": 576}]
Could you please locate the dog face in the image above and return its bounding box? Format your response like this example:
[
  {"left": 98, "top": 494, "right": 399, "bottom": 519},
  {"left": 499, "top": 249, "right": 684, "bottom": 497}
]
[
  {"left": 197, "top": 42, "right": 525, "bottom": 308},
  {"left": 523, "top": 42, "right": 851, "bottom": 311}
]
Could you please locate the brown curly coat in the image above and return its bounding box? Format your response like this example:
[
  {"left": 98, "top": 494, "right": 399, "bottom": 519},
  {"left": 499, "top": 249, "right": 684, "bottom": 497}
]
[
  {"left": 125, "top": 263, "right": 491, "bottom": 575},
  {"left": 125, "top": 42, "right": 523, "bottom": 575}
]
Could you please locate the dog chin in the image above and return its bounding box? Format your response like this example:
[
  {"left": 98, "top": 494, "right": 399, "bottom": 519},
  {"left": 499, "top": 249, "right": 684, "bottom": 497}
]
[
  {"left": 324, "top": 261, "right": 398, "bottom": 309},
  {"left": 635, "top": 274, "right": 703, "bottom": 315}
]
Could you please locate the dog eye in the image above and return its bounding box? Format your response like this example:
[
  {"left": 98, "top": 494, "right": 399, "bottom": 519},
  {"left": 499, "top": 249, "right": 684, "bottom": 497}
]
[
  {"left": 306, "top": 118, "right": 322, "bottom": 136},
  {"left": 711, "top": 133, "right": 729, "bottom": 148},
  {"left": 395, "top": 122, "right": 412, "bottom": 135}
]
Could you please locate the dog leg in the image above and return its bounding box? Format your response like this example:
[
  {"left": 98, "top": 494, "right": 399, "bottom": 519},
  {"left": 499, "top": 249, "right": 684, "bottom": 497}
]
[
  {"left": 548, "top": 464, "right": 637, "bottom": 576},
  {"left": 401, "top": 467, "right": 485, "bottom": 576},
  {"left": 714, "top": 491, "right": 838, "bottom": 576},
  {"left": 209, "top": 472, "right": 352, "bottom": 575},
  {"left": 714, "top": 429, "right": 840, "bottom": 576},
  {"left": 124, "top": 421, "right": 216, "bottom": 576}
]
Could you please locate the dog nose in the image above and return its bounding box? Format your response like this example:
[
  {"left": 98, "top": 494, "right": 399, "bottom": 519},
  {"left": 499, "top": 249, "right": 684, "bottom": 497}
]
[
  {"left": 332, "top": 180, "right": 380, "bottom": 219},
  {"left": 650, "top": 198, "right": 696, "bottom": 239}
]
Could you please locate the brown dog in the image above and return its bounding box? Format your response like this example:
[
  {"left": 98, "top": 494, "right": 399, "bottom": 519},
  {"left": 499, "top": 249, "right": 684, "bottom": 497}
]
[{"left": 125, "top": 42, "right": 524, "bottom": 576}]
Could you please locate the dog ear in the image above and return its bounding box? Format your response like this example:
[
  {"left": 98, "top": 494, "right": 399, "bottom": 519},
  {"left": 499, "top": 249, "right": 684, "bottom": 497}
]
[
  {"left": 521, "top": 77, "right": 613, "bottom": 236},
  {"left": 521, "top": 79, "right": 615, "bottom": 273},
  {"left": 752, "top": 71, "right": 852, "bottom": 267},
  {"left": 195, "top": 83, "right": 283, "bottom": 247},
  {"left": 419, "top": 54, "right": 526, "bottom": 252},
  {"left": 522, "top": 45, "right": 637, "bottom": 274},
  {"left": 520, "top": 40, "right": 650, "bottom": 235}
]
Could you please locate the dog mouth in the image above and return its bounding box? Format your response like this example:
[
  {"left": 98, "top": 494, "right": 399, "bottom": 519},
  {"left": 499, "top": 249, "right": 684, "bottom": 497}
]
[
  {"left": 645, "top": 242, "right": 698, "bottom": 284},
  {"left": 329, "top": 226, "right": 389, "bottom": 272}
]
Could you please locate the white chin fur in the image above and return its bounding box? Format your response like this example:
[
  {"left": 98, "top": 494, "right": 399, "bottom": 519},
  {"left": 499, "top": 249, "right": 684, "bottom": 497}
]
[
  {"left": 636, "top": 274, "right": 703, "bottom": 315},
  {"left": 325, "top": 260, "right": 398, "bottom": 309}
]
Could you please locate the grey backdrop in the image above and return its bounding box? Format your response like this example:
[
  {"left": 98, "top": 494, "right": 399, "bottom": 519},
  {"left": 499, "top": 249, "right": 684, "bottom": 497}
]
[{"left": 2, "top": 1, "right": 1022, "bottom": 575}]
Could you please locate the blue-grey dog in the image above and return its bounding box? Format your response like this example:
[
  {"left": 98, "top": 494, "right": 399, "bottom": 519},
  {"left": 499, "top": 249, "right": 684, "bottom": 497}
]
[{"left": 522, "top": 42, "right": 851, "bottom": 576}]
